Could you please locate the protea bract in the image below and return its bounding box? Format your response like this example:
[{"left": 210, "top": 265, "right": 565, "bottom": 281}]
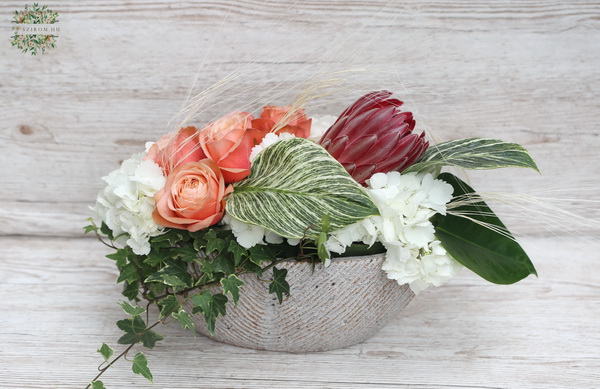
[{"left": 319, "top": 91, "right": 428, "bottom": 185}]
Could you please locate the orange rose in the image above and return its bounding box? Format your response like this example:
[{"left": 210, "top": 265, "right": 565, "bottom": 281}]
[
  {"left": 152, "top": 159, "right": 233, "bottom": 232},
  {"left": 146, "top": 127, "right": 205, "bottom": 175},
  {"left": 251, "top": 105, "right": 312, "bottom": 140},
  {"left": 199, "top": 112, "right": 256, "bottom": 183}
]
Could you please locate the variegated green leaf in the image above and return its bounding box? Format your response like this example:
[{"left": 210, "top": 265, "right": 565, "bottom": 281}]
[
  {"left": 226, "top": 138, "right": 379, "bottom": 239},
  {"left": 404, "top": 138, "right": 539, "bottom": 173}
]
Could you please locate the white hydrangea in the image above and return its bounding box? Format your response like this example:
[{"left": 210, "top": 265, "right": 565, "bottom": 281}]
[
  {"left": 249, "top": 132, "right": 296, "bottom": 162},
  {"left": 325, "top": 171, "right": 462, "bottom": 294},
  {"left": 308, "top": 115, "right": 337, "bottom": 142},
  {"left": 92, "top": 153, "right": 166, "bottom": 255},
  {"left": 221, "top": 214, "right": 298, "bottom": 249}
]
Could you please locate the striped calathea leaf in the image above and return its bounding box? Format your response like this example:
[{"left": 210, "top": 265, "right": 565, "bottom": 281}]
[
  {"left": 404, "top": 138, "right": 539, "bottom": 173},
  {"left": 225, "top": 138, "right": 379, "bottom": 239}
]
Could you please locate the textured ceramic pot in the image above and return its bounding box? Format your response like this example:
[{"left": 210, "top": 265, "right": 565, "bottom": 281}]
[{"left": 185, "top": 253, "right": 414, "bottom": 352}]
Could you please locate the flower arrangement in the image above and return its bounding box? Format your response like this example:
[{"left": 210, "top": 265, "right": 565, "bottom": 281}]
[{"left": 86, "top": 90, "right": 538, "bottom": 388}]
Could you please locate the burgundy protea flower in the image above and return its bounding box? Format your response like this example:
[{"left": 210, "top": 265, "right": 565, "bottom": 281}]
[{"left": 319, "top": 91, "right": 428, "bottom": 185}]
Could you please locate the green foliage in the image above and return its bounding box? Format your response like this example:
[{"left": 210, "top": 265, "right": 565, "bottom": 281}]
[
  {"left": 191, "top": 291, "right": 228, "bottom": 335},
  {"left": 172, "top": 310, "right": 195, "bottom": 330},
  {"left": 97, "top": 343, "right": 113, "bottom": 362},
  {"left": 405, "top": 138, "right": 539, "bottom": 174},
  {"left": 116, "top": 316, "right": 164, "bottom": 349},
  {"left": 131, "top": 352, "right": 153, "bottom": 383},
  {"left": 91, "top": 381, "right": 106, "bottom": 389},
  {"left": 220, "top": 274, "right": 244, "bottom": 305},
  {"left": 433, "top": 173, "right": 537, "bottom": 284},
  {"left": 157, "top": 295, "right": 180, "bottom": 320},
  {"left": 269, "top": 267, "right": 290, "bottom": 304},
  {"left": 119, "top": 301, "right": 145, "bottom": 316},
  {"left": 226, "top": 138, "right": 379, "bottom": 239}
]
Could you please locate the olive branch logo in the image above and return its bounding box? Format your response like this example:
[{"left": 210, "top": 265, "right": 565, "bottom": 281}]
[{"left": 11, "top": 3, "right": 59, "bottom": 55}]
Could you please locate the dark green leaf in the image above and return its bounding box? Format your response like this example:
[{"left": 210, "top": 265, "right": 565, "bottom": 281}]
[
  {"left": 100, "top": 222, "right": 115, "bottom": 240},
  {"left": 269, "top": 267, "right": 290, "bottom": 304},
  {"left": 97, "top": 343, "right": 113, "bottom": 362},
  {"left": 116, "top": 263, "right": 139, "bottom": 285},
  {"left": 248, "top": 245, "right": 276, "bottom": 266},
  {"left": 131, "top": 352, "right": 153, "bottom": 383},
  {"left": 116, "top": 316, "right": 146, "bottom": 335},
  {"left": 122, "top": 281, "right": 140, "bottom": 301},
  {"left": 191, "top": 291, "right": 212, "bottom": 314},
  {"left": 117, "top": 331, "right": 140, "bottom": 345},
  {"left": 106, "top": 249, "right": 129, "bottom": 267},
  {"left": 172, "top": 310, "right": 195, "bottom": 330},
  {"left": 157, "top": 295, "right": 180, "bottom": 320},
  {"left": 144, "top": 260, "right": 192, "bottom": 288},
  {"left": 212, "top": 254, "right": 235, "bottom": 275},
  {"left": 119, "top": 301, "right": 145, "bottom": 316},
  {"left": 227, "top": 239, "right": 247, "bottom": 266},
  {"left": 140, "top": 330, "right": 164, "bottom": 349},
  {"left": 206, "top": 231, "right": 227, "bottom": 254},
  {"left": 432, "top": 173, "right": 537, "bottom": 284},
  {"left": 191, "top": 291, "right": 228, "bottom": 334},
  {"left": 220, "top": 274, "right": 244, "bottom": 305}
]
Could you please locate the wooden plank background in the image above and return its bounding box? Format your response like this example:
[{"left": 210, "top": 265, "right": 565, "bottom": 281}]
[{"left": 0, "top": 1, "right": 599, "bottom": 388}]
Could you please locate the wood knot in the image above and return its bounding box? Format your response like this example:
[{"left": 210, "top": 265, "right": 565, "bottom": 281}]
[{"left": 19, "top": 125, "right": 33, "bottom": 135}]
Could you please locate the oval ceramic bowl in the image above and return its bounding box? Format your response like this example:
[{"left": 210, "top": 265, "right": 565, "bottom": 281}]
[{"left": 184, "top": 253, "right": 415, "bottom": 352}]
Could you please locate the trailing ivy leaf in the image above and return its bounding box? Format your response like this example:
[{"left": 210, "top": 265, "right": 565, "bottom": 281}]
[
  {"left": 119, "top": 301, "right": 145, "bottom": 316},
  {"left": 432, "top": 172, "right": 538, "bottom": 284},
  {"left": 131, "top": 352, "right": 153, "bottom": 383},
  {"left": 83, "top": 224, "right": 96, "bottom": 234},
  {"left": 91, "top": 381, "right": 106, "bottom": 389},
  {"left": 100, "top": 222, "right": 115, "bottom": 240},
  {"left": 116, "top": 262, "right": 139, "bottom": 285},
  {"left": 220, "top": 274, "right": 244, "bottom": 305},
  {"left": 172, "top": 309, "right": 195, "bottom": 330},
  {"left": 106, "top": 249, "right": 129, "bottom": 267},
  {"left": 405, "top": 138, "right": 539, "bottom": 174},
  {"left": 269, "top": 267, "right": 290, "bottom": 304},
  {"left": 151, "top": 229, "right": 188, "bottom": 245},
  {"left": 205, "top": 230, "right": 227, "bottom": 253},
  {"left": 97, "top": 343, "right": 113, "bottom": 362},
  {"left": 172, "top": 246, "right": 200, "bottom": 262},
  {"left": 227, "top": 138, "right": 379, "bottom": 239},
  {"left": 144, "top": 260, "right": 192, "bottom": 288},
  {"left": 157, "top": 295, "right": 180, "bottom": 320},
  {"left": 122, "top": 281, "right": 140, "bottom": 301},
  {"left": 248, "top": 245, "right": 276, "bottom": 266},
  {"left": 212, "top": 254, "right": 235, "bottom": 275},
  {"left": 116, "top": 316, "right": 146, "bottom": 341},
  {"left": 140, "top": 330, "right": 164, "bottom": 349},
  {"left": 191, "top": 291, "right": 228, "bottom": 334},
  {"left": 227, "top": 239, "right": 247, "bottom": 266}
]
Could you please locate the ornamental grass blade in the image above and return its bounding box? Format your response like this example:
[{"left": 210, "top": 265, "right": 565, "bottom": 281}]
[
  {"left": 404, "top": 138, "right": 539, "bottom": 173},
  {"left": 226, "top": 138, "right": 379, "bottom": 239}
]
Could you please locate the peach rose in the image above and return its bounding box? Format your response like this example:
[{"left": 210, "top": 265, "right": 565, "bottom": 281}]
[
  {"left": 251, "top": 105, "right": 312, "bottom": 140},
  {"left": 146, "top": 126, "right": 205, "bottom": 175},
  {"left": 199, "top": 112, "right": 256, "bottom": 183},
  {"left": 152, "top": 159, "right": 233, "bottom": 232}
]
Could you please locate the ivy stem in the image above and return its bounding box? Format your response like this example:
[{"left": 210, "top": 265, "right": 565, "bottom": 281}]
[{"left": 85, "top": 320, "right": 162, "bottom": 389}]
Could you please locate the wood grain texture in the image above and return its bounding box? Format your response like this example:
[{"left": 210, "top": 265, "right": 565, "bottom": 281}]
[
  {"left": 0, "top": 0, "right": 599, "bottom": 236},
  {"left": 0, "top": 236, "right": 598, "bottom": 388}
]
